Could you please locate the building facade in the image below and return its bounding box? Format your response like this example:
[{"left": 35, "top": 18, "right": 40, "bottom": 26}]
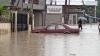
[
  {"left": 0, "top": 0, "right": 98, "bottom": 32},
  {"left": 46, "top": 0, "right": 97, "bottom": 25},
  {"left": 0, "top": 0, "right": 46, "bottom": 31}
]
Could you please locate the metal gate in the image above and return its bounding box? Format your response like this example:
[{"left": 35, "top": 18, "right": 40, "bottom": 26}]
[{"left": 17, "top": 13, "right": 28, "bottom": 31}]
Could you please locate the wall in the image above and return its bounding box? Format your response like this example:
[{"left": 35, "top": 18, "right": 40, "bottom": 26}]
[
  {"left": 0, "top": 0, "right": 10, "bottom": 5},
  {"left": 34, "top": 12, "right": 43, "bottom": 26},
  {"left": 15, "top": 0, "right": 45, "bottom": 10},
  {"left": 23, "top": 3, "right": 45, "bottom": 10},
  {"left": 46, "top": 14, "right": 62, "bottom": 26},
  {"left": 0, "top": 23, "right": 11, "bottom": 34}
]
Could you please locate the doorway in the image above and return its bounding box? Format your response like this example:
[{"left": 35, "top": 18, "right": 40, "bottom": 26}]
[{"left": 69, "top": 14, "right": 77, "bottom": 25}]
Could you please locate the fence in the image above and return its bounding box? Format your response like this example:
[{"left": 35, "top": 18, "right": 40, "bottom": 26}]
[{"left": 0, "top": 16, "right": 10, "bottom": 23}]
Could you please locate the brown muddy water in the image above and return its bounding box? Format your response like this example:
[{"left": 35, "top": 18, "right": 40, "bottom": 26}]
[{"left": 0, "top": 24, "right": 100, "bottom": 56}]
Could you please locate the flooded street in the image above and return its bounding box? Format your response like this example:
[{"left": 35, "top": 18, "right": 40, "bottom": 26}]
[{"left": 0, "top": 24, "right": 100, "bottom": 56}]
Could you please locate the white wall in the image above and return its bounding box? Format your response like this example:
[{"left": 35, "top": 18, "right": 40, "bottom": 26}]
[{"left": 0, "top": 23, "right": 11, "bottom": 34}]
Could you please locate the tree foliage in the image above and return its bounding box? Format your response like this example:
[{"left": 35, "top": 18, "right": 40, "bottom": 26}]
[
  {"left": 83, "top": 5, "right": 88, "bottom": 11},
  {"left": 95, "top": 0, "right": 100, "bottom": 17},
  {"left": 82, "top": 0, "right": 96, "bottom": 16},
  {"left": 0, "top": 3, "right": 10, "bottom": 19},
  {"left": 0, "top": 3, "right": 6, "bottom": 16}
]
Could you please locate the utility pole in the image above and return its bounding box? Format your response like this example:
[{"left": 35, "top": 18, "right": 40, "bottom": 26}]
[
  {"left": 82, "top": 0, "right": 85, "bottom": 16},
  {"left": 43, "top": 0, "right": 46, "bottom": 26},
  {"left": 64, "top": 0, "right": 67, "bottom": 24},
  {"left": 82, "top": 0, "right": 84, "bottom": 5},
  {"left": 64, "top": 0, "right": 70, "bottom": 24},
  {"left": 67, "top": 0, "right": 70, "bottom": 24},
  {"left": 50, "top": 0, "right": 52, "bottom": 5}
]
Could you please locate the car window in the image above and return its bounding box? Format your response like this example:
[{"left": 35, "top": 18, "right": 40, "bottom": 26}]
[
  {"left": 47, "top": 25, "right": 55, "bottom": 30},
  {"left": 57, "top": 25, "right": 65, "bottom": 29},
  {"left": 65, "top": 24, "right": 71, "bottom": 28}
]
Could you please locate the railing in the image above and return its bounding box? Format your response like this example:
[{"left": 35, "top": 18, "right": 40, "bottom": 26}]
[
  {"left": 0, "top": 16, "right": 10, "bottom": 23},
  {"left": 23, "top": 0, "right": 39, "bottom": 4}
]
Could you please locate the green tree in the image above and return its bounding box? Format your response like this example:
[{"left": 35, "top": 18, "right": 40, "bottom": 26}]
[
  {"left": 0, "top": 3, "right": 10, "bottom": 19},
  {"left": 83, "top": 5, "right": 88, "bottom": 11},
  {"left": 0, "top": 3, "right": 5, "bottom": 16},
  {"left": 82, "top": 0, "right": 95, "bottom": 16}
]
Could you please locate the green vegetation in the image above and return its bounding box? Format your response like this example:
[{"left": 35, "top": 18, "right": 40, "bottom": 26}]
[
  {"left": 96, "top": 0, "right": 100, "bottom": 17},
  {"left": 83, "top": 5, "right": 94, "bottom": 16},
  {"left": 83, "top": 5, "right": 88, "bottom": 13},
  {"left": 0, "top": 3, "right": 10, "bottom": 19}
]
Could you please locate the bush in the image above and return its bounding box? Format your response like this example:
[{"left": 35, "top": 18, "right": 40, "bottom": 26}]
[{"left": 0, "top": 3, "right": 10, "bottom": 22}]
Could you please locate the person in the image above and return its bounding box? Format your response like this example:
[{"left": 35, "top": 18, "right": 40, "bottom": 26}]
[
  {"left": 78, "top": 19, "right": 82, "bottom": 30},
  {"left": 98, "top": 23, "right": 100, "bottom": 33}
]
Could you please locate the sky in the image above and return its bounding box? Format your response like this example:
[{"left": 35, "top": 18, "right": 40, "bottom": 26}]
[
  {"left": 46, "top": 0, "right": 97, "bottom": 5},
  {"left": 70, "top": 0, "right": 95, "bottom": 1}
]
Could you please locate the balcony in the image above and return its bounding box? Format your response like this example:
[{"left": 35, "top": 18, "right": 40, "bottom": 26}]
[{"left": 1, "top": 0, "right": 45, "bottom": 10}]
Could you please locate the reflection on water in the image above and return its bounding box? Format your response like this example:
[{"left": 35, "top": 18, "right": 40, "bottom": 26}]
[{"left": 0, "top": 24, "right": 100, "bottom": 56}]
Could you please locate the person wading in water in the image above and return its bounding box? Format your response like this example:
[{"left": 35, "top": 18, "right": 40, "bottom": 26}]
[
  {"left": 98, "top": 23, "right": 100, "bottom": 33},
  {"left": 78, "top": 19, "right": 82, "bottom": 30}
]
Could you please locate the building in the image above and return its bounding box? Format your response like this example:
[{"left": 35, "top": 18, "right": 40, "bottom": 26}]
[
  {"left": 46, "top": 0, "right": 97, "bottom": 25},
  {"left": 0, "top": 0, "right": 98, "bottom": 32},
  {"left": 0, "top": 0, "right": 46, "bottom": 32}
]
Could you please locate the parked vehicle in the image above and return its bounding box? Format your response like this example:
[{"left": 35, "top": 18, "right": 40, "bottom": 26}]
[{"left": 31, "top": 24, "right": 80, "bottom": 34}]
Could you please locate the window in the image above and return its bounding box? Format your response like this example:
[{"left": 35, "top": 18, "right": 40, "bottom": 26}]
[
  {"left": 23, "top": 0, "right": 29, "bottom": 3},
  {"left": 33, "top": 0, "right": 39, "bottom": 4},
  {"left": 57, "top": 25, "right": 65, "bottom": 29},
  {"left": 23, "top": 0, "right": 39, "bottom": 4},
  {"left": 47, "top": 25, "right": 55, "bottom": 30}
]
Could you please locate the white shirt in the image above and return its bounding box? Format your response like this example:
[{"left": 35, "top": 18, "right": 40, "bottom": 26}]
[
  {"left": 99, "top": 26, "right": 100, "bottom": 28},
  {"left": 98, "top": 25, "right": 100, "bottom": 29}
]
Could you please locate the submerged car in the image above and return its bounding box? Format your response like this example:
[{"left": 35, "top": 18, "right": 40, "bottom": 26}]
[{"left": 31, "top": 24, "right": 80, "bottom": 34}]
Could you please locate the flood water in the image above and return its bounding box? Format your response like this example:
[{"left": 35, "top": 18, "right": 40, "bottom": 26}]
[{"left": 0, "top": 24, "right": 100, "bottom": 56}]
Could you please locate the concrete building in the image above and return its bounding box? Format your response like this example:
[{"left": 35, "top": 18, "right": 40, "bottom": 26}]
[
  {"left": 0, "top": 0, "right": 46, "bottom": 32},
  {"left": 0, "top": 0, "right": 98, "bottom": 32},
  {"left": 46, "top": 0, "right": 97, "bottom": 25},
  {"left": 45, "top": 5, "right": 63, "bottom": 26}
]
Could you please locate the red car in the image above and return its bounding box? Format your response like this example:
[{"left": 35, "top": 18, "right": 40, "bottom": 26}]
[{"left": 31, "top": 24, "right": 80, "bottom": 34}]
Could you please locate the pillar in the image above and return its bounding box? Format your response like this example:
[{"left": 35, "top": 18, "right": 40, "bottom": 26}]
[
  {"left": 15, "top": 11, "right": 17, "bottom": 32},
  {"left": 27, "top": 13, "right": 30, "bottom": 32},
  {"left": 11, "top": 11, "right": 17, "bottom": 32},
  {"left": 42, "top": 11, "right": 46, "bottom": 27},
  {"left": 27, "top": 13, "right": 29, "bottom": 29},
  {"left": 32, "top": 14, "right": 34, "bottom": 30},
  {"left": 94, "top": 6, "right": 97, "bottom": 23}
]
